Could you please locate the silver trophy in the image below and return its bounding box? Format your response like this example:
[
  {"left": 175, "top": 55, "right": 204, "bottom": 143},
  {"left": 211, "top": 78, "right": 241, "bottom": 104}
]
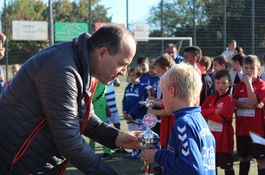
[
  {"left": 139, "top": 113, "right": 159, "bottom": 174},
  {"left": 139, "top": 113, "right": 160, "bottom": 149}
]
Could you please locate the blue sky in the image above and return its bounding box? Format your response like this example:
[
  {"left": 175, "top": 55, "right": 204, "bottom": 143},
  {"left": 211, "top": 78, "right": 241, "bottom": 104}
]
[
  {"left": 0, "top": 0, "right": 160, "bottom": 24},
  {"left": 98, "top": 0, "right": 160, "bottom": 24}
]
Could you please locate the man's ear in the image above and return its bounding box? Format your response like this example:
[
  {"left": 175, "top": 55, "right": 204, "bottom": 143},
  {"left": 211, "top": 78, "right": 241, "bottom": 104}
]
[{"left": 96, "top": 47, "right": 108, "bottom": 61}]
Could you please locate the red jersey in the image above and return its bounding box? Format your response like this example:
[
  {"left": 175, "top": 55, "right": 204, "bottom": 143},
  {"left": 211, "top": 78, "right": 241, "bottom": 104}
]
[
  {"left": 233, "top": 78, "right": 265, "bottom": 137},
  {"left": 160, "top": 115, "right": 175, "bottom": 148},
  {"left": 202, "top": 93, "right": 235, "bottom": 153}
]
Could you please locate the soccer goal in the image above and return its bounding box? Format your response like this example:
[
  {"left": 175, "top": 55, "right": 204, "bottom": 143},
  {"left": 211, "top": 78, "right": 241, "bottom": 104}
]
[{"left": 135, "top": 37, "right": 193, "bottom": 59}]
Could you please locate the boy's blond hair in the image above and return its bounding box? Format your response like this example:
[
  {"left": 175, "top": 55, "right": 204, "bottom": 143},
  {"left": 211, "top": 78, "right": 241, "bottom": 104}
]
[{"left": 161, "top": 63, "right": 202, "bottom": 104}]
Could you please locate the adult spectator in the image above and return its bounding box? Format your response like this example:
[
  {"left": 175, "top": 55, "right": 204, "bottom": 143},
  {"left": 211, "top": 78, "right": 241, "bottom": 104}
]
[
  {"left": 0, "top": 25, "right": 139, "bottom": 175},
  {"left": 0, "top": 33, "right": 6, "bottom": 91},
  {"left": 222, "top": 40, "right": 237, "bottom": 60},
  {"left": 165, "top": 43, "right": 183, "bottom": 64}
]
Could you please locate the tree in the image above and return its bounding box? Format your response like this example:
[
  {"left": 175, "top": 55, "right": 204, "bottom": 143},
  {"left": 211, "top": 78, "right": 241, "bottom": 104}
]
[
  {"left": 1, "top": 0, "right": 111, "bottom": 63},
  {"left": 53, "top": 0, "right": 111, "bottom": 32},
  {"left": 148, "top": 0, "right": 265, "bottom": 57}
]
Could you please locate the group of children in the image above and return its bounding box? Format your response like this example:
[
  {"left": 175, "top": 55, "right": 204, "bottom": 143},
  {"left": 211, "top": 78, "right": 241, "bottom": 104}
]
[{"left": 122, "top": 43, "right": 265, "bottom": 175}]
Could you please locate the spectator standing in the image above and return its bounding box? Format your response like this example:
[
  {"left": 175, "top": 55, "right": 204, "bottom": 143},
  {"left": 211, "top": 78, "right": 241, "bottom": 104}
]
[
  {"left": 164, "top": 43, "right": 183, "bottom": 64},
  {"left": 91, "top": 82, "right": 112, "bottom": 159},
  {"left": 0, "top": 33, "right": 6, "bottom": 92},
  {"left": 260, "top": 54, "right": 265, "bottom": 80},
  {"left": 106, "top": 78, "right": 121, "bottom": 130},
  {"left": 231, "top": 54, "right": 244, "bottom": 91},
  {"left": 222, "top": 40, "right": 237, "bottom": 60},
  {"left": 233, "top": 55, "right": 265, "bottom": 175},
  {"left": 202, "top": 70, "right": 235, "bottom": 175},
  {"left": 198, "top": 56, "right": 213, "bottom": 105},
  {"left": 122, "top": 67, "right": 147, "bottom": 159},
  {"left": 183, "top": 46, "right": 202, "bottom": 75}
]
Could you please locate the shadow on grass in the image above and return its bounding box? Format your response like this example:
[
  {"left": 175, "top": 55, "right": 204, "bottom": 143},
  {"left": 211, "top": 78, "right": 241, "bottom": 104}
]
[{"left": 65, "top": 152, "right": 145, "bottom": 175}]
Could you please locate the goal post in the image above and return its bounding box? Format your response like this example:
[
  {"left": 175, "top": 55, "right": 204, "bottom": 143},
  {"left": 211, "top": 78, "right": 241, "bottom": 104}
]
[{"left": 135, "top": 37, "right": 193, "bottom": 59}]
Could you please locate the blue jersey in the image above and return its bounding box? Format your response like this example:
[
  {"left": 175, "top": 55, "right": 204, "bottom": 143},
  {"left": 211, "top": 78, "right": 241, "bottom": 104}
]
[
  {"left": 155, "top": 107, "right": 216, "bottom": 175},
  {"left": 122, "top": 82, "right": 147, "bottom": 119},
  {"left": 140, "top": 73, "right": 160, "bottom": 96},
  {"left": 174, "top": 55, "right": 184, "bottom": 64}
]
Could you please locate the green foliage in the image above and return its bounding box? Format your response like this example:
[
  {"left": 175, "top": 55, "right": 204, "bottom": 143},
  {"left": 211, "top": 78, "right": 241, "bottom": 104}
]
[
  {"left": 1, "top": 0, "right": 111, "bottom": 64},
  {"left": 148, "top": 0, "right": 265, "bottom": 56}
]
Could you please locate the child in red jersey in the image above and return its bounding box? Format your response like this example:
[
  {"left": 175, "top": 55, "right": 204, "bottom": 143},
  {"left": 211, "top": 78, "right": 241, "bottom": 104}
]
[
  {"left": 202, "top": 70, "right": 235, "bottom": 175},
  {"left": 233, "top": 55, "right": 265, "bottom": 175}
]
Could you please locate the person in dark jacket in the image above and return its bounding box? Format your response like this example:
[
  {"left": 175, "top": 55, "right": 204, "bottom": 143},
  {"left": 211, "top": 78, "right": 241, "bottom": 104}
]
[{"left": 0, "top": 25, "right": 139, "bottom": 175}]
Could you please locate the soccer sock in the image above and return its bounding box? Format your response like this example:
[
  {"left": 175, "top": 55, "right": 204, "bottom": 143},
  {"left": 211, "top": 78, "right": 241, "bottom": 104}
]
[
  {"left": 225, "top": 169, "right": 235, "bottom": 175},
  {"left": 258, "top": 169, "right": 265, "bottom": 175},
  {"left": 239, "top": 161, "right": 250, "bottom": 175}
]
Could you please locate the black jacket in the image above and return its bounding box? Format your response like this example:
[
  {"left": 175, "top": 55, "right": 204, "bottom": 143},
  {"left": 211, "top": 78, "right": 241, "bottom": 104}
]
[{"left": 0, "top": 33, "right": 119, "bottom": 175}]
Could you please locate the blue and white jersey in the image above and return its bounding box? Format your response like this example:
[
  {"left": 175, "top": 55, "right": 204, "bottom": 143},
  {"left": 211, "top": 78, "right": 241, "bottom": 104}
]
[
  {"left": 155, "top": 107, "right": 216, "bottom": 175},
  {"left": 174, "top": 54, "right": 184, "bottom": 64},
  {"left": 122, "top": 82, "right": 147, "bottom": 119},
  {"left": 106, "top": 81, "right": 118, "bottom": 114},
  {"left": 140, "top": 73, "right": 160, "bottom": 97}
]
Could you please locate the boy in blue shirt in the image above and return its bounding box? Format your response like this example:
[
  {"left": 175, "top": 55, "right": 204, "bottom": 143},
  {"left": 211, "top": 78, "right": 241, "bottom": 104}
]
[{"left": 142, "top": 63, "right": 216, "bottom": 175}]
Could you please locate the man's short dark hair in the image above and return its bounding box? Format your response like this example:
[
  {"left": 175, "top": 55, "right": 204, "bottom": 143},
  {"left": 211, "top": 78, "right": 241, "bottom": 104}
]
[
  {"left": 88, "top": 25, "right": 129, "bottom": 55},
  {"left": 215, "top": 69, "right": 231, "bottom": 82},
  {"left": 183, "top": 46, "right": 202, "bottom": 62},
  {"left": 232, "top": 54, "right": 245, "bottom": 66}
]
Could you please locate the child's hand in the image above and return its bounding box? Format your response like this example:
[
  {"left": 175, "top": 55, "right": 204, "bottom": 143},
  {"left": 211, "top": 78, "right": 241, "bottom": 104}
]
[
  {"left": 256, "top": 101, "right": 264, "bottom": 109},
  {"left": 141, "top": 149, "right": 157, "bottom": 164},
  {"left": 147, "top": 108, "right": 155, "bottom": 115},
  {"left": 242, "top": 74, "right": 252, "bottom": 85}
]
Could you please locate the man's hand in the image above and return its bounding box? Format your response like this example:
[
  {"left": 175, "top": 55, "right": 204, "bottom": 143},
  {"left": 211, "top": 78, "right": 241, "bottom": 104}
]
[
  {"left": 115, "top": 132, "right": 140, "bottom": 149},
  {"left": 141, "top": 149, "right": 157, "bottom": 164}
]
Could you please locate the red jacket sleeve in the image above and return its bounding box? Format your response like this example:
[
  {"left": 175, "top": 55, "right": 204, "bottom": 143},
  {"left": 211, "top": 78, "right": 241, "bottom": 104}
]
[{"left": 208, "top": 96, "right": 235, "bottom": 123}]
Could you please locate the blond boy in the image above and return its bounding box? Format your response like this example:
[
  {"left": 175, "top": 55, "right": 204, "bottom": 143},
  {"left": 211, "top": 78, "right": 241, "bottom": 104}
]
[{"left": 142, "top": 63, "right": 216, "bottom": 175}]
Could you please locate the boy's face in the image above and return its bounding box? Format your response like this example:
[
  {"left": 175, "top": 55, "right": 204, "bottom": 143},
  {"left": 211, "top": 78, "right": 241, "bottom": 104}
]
[
  {"left": 165, "top": 47, "right": 177, "bottom": 58},
  {"left": 154, "top": 66, "right": 167, "bottom": 77},
  {"left": 213, "top": 61, "right": 225, "bottom": 72},
  {"left": 128, "top": 72, "right": 139, "bottom": 83},
  {"left": 161, "top": 81, "right": 175, "bottom": 114},
  {"left": 138, "top": 61, "right": 149, "bottom": 73},
  {"left": 243, "top": 63, "right": 260, "bottom": 79},
  {"left": 184, "top": 52, "right": 195, "bottom": 65},
  {"left": 232, "top": 61, "right": 239, "bottom": 71},
  {"left": 215, "top": 77, "right": 231, "bottom": 96},
  {"left": 149, "top": 65, "right": 157, "bottom": 76}
]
